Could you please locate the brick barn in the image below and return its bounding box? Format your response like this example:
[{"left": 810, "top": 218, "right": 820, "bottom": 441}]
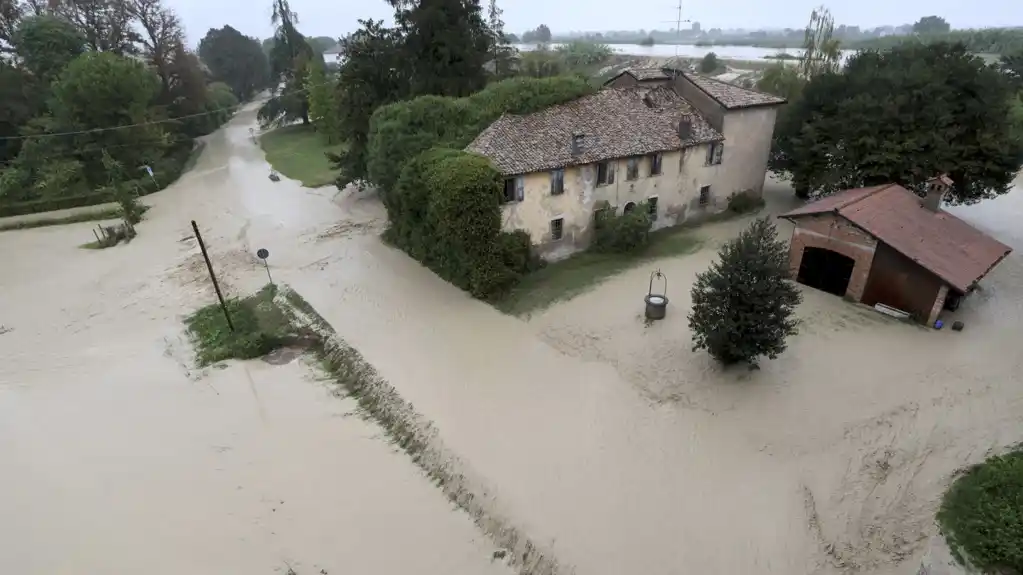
[{"left": 779, "top": 177, "right": 1013, "bottom": 326}]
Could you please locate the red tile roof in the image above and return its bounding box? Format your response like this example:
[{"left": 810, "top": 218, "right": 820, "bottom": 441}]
[
  {"left": 677, "top": 71, "right": 787, "bottom": 109},
  {"left": 780, "top": 184, "right": 1013, "bottom": 293}
]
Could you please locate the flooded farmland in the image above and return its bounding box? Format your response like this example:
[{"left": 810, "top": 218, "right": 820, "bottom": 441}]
[{"left": 1, "top": 103, "right": 1021, "bottom": 575}]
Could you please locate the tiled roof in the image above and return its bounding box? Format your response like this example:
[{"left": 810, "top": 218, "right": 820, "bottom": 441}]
[
  {"left": 780, "top": 184, "right": 1013, "bottom": 293},
  {"left": 679, "top": 71, "right": 786, "bottom": 109},
  {"left": 466, "top": 87, "right": 723, "bottom": 176},
  {"left": 602, "top": 67, "right": 670, "bottom": 86}
]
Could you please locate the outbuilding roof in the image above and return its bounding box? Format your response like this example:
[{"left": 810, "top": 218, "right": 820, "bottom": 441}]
[
  {"left": 780, "top": 184, "right": 1012, "bottom": 293},
  {"left": 466, "top": 86, "right": 722, "bottom": 176},
  {"left": 602, "top": 67, "right": 671, "bottom": 85}
]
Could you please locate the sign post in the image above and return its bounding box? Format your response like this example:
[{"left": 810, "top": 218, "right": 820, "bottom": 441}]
[
  {"left": 257, "top": 248, "right": 273, "bottom": 285},
  {"left": 191, "top": 220, "right": 234, "bottom": 332}
]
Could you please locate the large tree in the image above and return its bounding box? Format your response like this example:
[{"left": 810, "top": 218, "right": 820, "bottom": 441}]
[
  {"left": 328, "top": 19, "right": 406, "bottom": 186},
  {"left": 52, "top": 0, "right": 139, "bottom": 54},
  {"left": 913, "top": 16, "right": 951, "bottom": 35},
  {"left": 771, "top": 42, "right": 1023, "bottom": 204},
  {"left": 124, "top": 0, "right": 182, "bottom": 98},
  {"left": 394, "top": 0, "right": 492, "bottom": 97},
  {"left": 258, "top": 0, "right": 317, "bottom": 126},
  {"left": 0, "top": 62, "right": 41, "bottom": 164},
  {"left": 198, "top": 25, "right": 270, "bottom": 100},
  {"left": 11, "top": 14, "right": 86, "bottom": 83},
  {"left": 689, "top": 217, "right": 801, "bottom": 368}
]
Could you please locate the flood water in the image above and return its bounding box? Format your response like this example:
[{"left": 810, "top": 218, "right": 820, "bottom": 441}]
[
  {"left": 1, "top": 103, "right": 1021, "bottom": 575},
  {"left": 514, "top": 42, "right": 856, "bottom": 62}
]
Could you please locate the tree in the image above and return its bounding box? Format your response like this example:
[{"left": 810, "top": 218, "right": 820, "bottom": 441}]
[
  {"left": 395, "top": 0, "right": 492, "bottom": 98},
  {"left": 259, "top": 0, "right": 316, "bottom": 125},
  {"left": 913, "top": 16, "right": 950, "bottom": 35},
  {"left": 0, "top": 61, "right": 41, "bottom": 164},
  {"left": 52, "top": 0, "right": 139, "bottom": 54},
  {"left": 11, "top": 14, "right": 86, "bottom": 83},
  {"left": 699, "top": 52, "right": 718, "bottom": 73},
  {"left": 800, "top": 5, "right": 840, "bottom": 78},
  {"left": 1001, "top": 49, "right": 1023, "bottom": 88},
  {"left": 485, "top": 0, "right": 516, "bottom": 79},
  {"left": 199, "top": 26, "right": 270, "bottom": 100},
  {"left": 305, "top": 57, "right": 341, "bottom": 143},
  {"left": 124, "top": 0, "right": 183, "bottom": 98},
  {"left": 48, "top": 51, "right": 167, "bottom": 187},
  {"left": 521, "top": 24, "right": 551, "bottom": 44},
  {"left": 771, "top": 42, "right": 1023, "bottom": 204},
  {"left": 328, "top": 19, "right": 406, "bottom": 186},
  {"left": 689, "top": 217, "right": 801, "bottom": 367},
  {"left": 756, "top": 62, "right": 803, "bottom": 101}
]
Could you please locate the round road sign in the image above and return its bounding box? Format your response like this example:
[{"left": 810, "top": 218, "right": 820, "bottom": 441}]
[{"left": 256, "top": 248, "right": 270, "bottom": 260}]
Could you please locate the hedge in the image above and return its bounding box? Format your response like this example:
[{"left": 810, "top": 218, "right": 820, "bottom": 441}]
[{"left": 0, "top": 192, "right": 115, "bottom": 218}]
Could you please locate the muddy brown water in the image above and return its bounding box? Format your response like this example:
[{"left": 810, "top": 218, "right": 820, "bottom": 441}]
[{"left": 1, "top": 102, "right": 1021, "bottom": 574}]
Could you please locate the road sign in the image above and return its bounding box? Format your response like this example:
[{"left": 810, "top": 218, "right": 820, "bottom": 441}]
[{"left": 257, "top": 248, "right": 269, "bottom": 259}]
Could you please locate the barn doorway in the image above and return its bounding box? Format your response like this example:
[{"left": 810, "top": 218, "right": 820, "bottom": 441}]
[{"left": 797, "top": 247, "right": 855, "bottom": 296}]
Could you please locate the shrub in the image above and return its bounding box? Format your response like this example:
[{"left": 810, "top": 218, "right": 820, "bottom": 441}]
[
  {"left": 593, "top": 203, "right": 653, "bottom": 254},
  {"left": 0, "top": 191, "right": 115, "bottom": 217},
  {"left": 700, "top": 52, "right": 719, "bottom": 74},
  {"left": 937, "top": 449, "right": 1023, "bottom": 573},
  {"left": 366, "top": 76, "right": 594, "bottom": 193},
  {"left": 727, "top": 190, "right": 765, "bottom": 214},
  {"left": 689, "top": 217, "right": 802, "bottom": 367}
]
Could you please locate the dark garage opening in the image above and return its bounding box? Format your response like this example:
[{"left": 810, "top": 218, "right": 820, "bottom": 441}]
[{"left": 797, "top": 247, "right": 855, "bottom": 297}]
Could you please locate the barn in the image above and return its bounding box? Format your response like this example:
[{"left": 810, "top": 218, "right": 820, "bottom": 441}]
[{"left": 779, "top": 177, "right": 1013, "bottom": 326}]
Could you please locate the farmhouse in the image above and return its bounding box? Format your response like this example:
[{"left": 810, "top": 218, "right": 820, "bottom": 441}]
[
  {"left": 467, "top": 85, "right": 759, "bottom": 259},
  {"left": 779, "top": 177, "right": 1013, "bottom": 326},
  {"left": 604, "top": 67, "right": 786, "bottom": 197}
]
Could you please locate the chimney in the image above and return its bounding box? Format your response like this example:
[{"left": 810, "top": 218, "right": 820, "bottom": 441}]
[
  {"left": 922, "top": 174, "right": 952, "bottom": 212},
  {"left": 571, "top": 133, "right": 585, "bottom": 156},
  {"left": 677, "top": 114, "right": 693, "bottom": 141}
]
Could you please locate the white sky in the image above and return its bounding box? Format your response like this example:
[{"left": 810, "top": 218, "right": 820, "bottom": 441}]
[{"left": 168, "top": 0, "right": 1023, "bottom": 46}]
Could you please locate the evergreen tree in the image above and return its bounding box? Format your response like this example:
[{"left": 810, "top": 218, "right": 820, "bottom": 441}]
[
  {"left": 688, "top": 218, "right": 801, "bottom": 367},
  {"left": 395, "top": 0, "right": 492, "bottom": 97}
]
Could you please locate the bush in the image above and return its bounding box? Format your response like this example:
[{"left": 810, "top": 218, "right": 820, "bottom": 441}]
[
  {"left": 0, "top": 191, "right": 115, "bottom": 217},
  {"left": 727, "top": 190, "right": 765, "bottom": 214},
  {"left": 700, "top": 52, "right": 719, "bottom": 74},
  {"left": 366, "top": 76, "right": 593, "bottom": 193},
  {"left": 937, "top": 449, "right": 1023, "bottom": 573},
  {"left": 689, "top": 217, "right": 802, "bottom": 367},
  {"left": 593, "top": 203, "right": 653, "bottom": 254}
]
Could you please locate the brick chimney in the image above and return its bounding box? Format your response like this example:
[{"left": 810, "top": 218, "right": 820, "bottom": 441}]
[{"left": 922, "top": 174, "right": 953, "bottom": 212}]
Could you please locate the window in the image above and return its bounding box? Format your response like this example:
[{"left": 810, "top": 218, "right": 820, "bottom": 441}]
[
  {"left": 550, "top": 169, "right": 564, "bottom": 195},
  {"left": 706, "top": 143, "right": 724, "bottom": 165},
  {"left": 647, "top": 196, "right": 658, "bottom": 219},
  {"left": 649, "top": 153, "right": 663, "bottom": 176},
  {"left": 699, "top": 185, "right": 711, "bottom": 206},
  {"left": 550, "top": 217, "right": 564, "bottom": 241},
  {"left": 503, "top": 177, "right": 523, "bottom": 204},
  {"left": 623, "top": 201, "right": 637, "bottom": 214},
  {"left": 626, "top": 157, "right": 640, "bottom": 181},
  {"left": 594, "top": 206, "right": 609, "bottom": 228},
  {"left": 596, "top": 161, "right": 615, "bottom": 186}
]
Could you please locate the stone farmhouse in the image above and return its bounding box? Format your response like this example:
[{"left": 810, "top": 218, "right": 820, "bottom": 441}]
[{"left": 466, "top": 68, "right": 785, "bottom": 259}]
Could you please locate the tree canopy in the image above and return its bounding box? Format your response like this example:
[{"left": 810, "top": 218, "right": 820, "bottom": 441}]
[
  {"left": 521, "top": 24, "right": 551, "bottom": 44},
  {"left": 0, "top": 0, "right": 245, "bottom": 213},
  {"left": 771, "top": 42, "right": 1023, "bottom": 204},
  {"left": 913, "top": 16, "right": 951, "bottom": 35},
  {"left": 198, "top": 26, "right": 270, "bottom": 101}
]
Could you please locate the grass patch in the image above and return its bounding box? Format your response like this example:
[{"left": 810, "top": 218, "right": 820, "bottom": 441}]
[
  {"left": 259, "top": 124, "right": 346, "bottom": 187},
  {"left": 937, "top": 448, "right": 1023, "bottom": 573},
  {"left": 494, "top": 226, "right": 704, "bottom": 317},
  {"left": 0, "top": 206, "right": 124, "bottom": 232},
  {"left": 184, "top": 284, "right": 306, "bottom": 366}
]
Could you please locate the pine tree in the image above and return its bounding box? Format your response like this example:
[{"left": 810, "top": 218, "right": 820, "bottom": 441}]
[{"left": 688, "top": 217, "right": 802, "bottom": 367}]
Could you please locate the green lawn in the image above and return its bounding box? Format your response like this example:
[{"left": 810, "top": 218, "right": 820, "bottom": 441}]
[
  {"left": 259, "top": 124, "right": 346, "bottom": 188},
  {"left": 494, "top": 226, "right": 705, "bottom": 317},
  {"left": 184, "top": 284, "right": 300, "bottom": 366}
]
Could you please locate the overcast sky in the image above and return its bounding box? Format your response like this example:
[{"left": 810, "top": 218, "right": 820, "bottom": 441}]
[{"left": 169, "top": 0, "right": 1022, "bottom": 45}]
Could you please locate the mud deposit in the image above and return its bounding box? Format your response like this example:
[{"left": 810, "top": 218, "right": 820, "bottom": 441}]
[{"left": 2, "top": 97, "right": 1021, "bottom": 575}]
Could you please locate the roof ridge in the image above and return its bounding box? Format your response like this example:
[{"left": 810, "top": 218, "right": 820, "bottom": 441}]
[{"left": 835, "top": 183, "right": 895, "bottom": 212}]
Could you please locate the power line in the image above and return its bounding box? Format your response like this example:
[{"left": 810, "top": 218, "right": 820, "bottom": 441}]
[{"left": 0, "top": 83, "right": 321, "bottom": 142}]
